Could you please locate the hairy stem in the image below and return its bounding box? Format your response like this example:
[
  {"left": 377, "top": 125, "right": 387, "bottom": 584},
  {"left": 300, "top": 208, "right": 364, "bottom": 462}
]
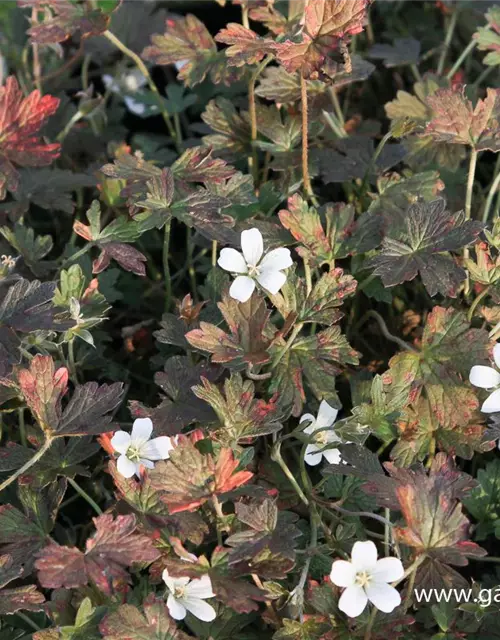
[
  {"left": 468, "top": 286, "right": 490, "bottom": 322},
  {"left": 0, "top": 437, "right": 53, "bottom": 494},
  {"left": 464, "top": 148, "right": 478, "bottom": 294},
  {"left": 437, "top": 7, "right": 459, "bottom": 75},
  {"left": 163, "top": 221, "right": 172, "bottom": 312},
  {"left": 103, "top": 30, "right": 179, "bottom": 150},
  {"left": 300, "top": 73, "right": 313, "bottom": 199},
  {"left": 271, "top": 323, "right": 303, "bottom": 369}
]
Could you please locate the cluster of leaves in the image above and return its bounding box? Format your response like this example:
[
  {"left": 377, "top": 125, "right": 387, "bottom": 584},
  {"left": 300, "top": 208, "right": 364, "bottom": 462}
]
[{"left": 2, "top": 1, "right": 500, "bottom": 640}]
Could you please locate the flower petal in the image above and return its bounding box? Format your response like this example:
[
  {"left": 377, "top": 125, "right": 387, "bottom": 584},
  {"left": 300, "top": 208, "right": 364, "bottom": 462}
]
[
  {"left": 182, "top": 596, "right": 216, "bottom": 621},
  {"left": 257, "top": 269, "right": 286, "bottom": 294},
  {"left": 110, "top": 431, "right": 131, "bottom": 454},
  {"left": 102, "top": 74, "right": 118, "bottom": 92},
  {"left": 494, "top": 343, "right": 500, "bottom": 369},
  {"left": 338, "top": 584, "right": 368, "bottom": 618},
  {"left": 469, "top": 365, "right": 500, "bottom": 389},
  {"left": 241, "top": 228, "right": 263, "bottom": 266},
  {"left": 218, "top": 248, "right": 248, "bottom": 274},
  {"left": 330, "top": 560, "right": 356, "bottom": 587},
  {"left": 131, "top": 417, "right": 153, "bottom": 443},
  {"left": 304, "top": 443, "right": 322, "bottom": 466},
  {"left": 141, "top": 436, "right": 173, "bottom": 460},
  {"left": 138, "top": 458, "right": 155, "bottom": 470},
  {"left": 167, "top": 594, "right": 187, "bottom": 620},
  {"left": 481, "top": 388, "right": 500, "bottom": 413},
  {"left": 186, "top": 575, "right": 215, "bottom": 599},
  {"left": 372, "top": 557, "right": 404, "bottom": 583},
  {"left": 117, "top": 454, "right": 136, "bottom": 478},
  {"left": 259, "top": 247, "right": 293, "bottom": 272},
  {"left": 351, "top": 540, "right": 378, "bottom": 572},
  {"left": 316, "top": 400, "right": 339, "bottom": 427},
  {"left": 124, "top": 96, "right": 146, "bottom": 115},
  {"left": 323, "top": 447, "right": 342, "bottom": 465},
  {"left": 365, "top": 581, "right": 401, "bottom": 613},
  {"left": 229, "top": 276, "right": 255, "bottom": 302},
  {"left": 163, "top": 570, "right": 190, "bottom": 592}
]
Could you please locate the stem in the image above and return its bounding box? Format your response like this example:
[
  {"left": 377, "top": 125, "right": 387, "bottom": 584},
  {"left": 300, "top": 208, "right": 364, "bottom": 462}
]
[
  {"left": 61, "top": 243, "right": 92, "bottom": 268},
  {"left": 271, "top": 323, "right": 303, "bottom": 369},
  {"left": 364, "top": 605, "right": 378, "bottom": 640},
  {"left": 483, "top": 167, "right": 500, "bottom": 223},
  {"left": 304, "top": 260, "right": 312, "bottom": 296},
  {"left": 67, "top": 477, "right": 102, "bottom": 515},
  {"left": 18, "top": 408, "right": 27, "bottom": 447},
  {"left": 0, "top": 437, "right": 53, "bottom": 493},
  {"left": 322, "top": 109, "right": 347, "bottom": 139},
  {"left": 359, "top": 310, "right": 416, "bottom": 352},
  {"left": 295, "top": 505, "right": 319, "bottom": 622},
  {"left": 468, "top": 286, "right": 490, "bottom": 322},
  {"left": 103, "top": 30, "right": 178, "bottom": 150},
  {"left": 31, "top": 8, "right": 42, "bottom": 91},
  {"left": 384, "top": 507, "right": 390, "bottom": 557},
  {"left": 410, "top": 64, "right": 422, "bottom": 83},
  {"left": 16, "top": 611, "right": 41, "bottom": 632},
  {"left": 328, "top": 87, "right": 345, "bottom": 127},
  {"left": 271, "top": 441, "right": 309, "bottom": 506},
  {"left": 300, "top": 73, "right": 313, "bottom": 200},
  {"left": 163, "top": 221, "right": 172, "bottom": 311},
  {"left": 68, "top": 339, "right": 79, "bottom": 384},
  {"left": 446, "top": 38, "right": 477, "bottom": 79},
  {"left": 437, "top": 8, "right": 459, "bottom": 75},
  {"left": 360, "top": 130, "right": 392, "bottom": 197},
  {"left": 211, "top": 495, "right": 225, "bottom": 546},
  {"left": 464, "top": 148, "right": 478, "bottom": 295}
]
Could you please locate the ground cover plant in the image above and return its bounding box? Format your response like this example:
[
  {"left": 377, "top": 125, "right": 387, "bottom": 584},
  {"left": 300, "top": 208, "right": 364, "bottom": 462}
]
[{"left": 1, "top": 0, "right": 500, "bottom": 638}]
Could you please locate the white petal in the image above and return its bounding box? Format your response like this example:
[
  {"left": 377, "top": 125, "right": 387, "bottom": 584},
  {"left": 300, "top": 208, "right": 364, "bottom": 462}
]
[
  {"left": 141, "top": 436, "right": 173, "bottom": 460},
  {"left": 494, "top": 343, "right": 500, "bottom": 369},
  {"left": 259, "top": 247, "right": 293, "bottom": 272},
  {"left": 257, "top": 269, "right": 286, "bottom": 294},
  {"left": 323, "top": 447, "right": 342, "bottom": 465},
  {"left": 241, "top": 228, "right": 263, "bottom": 266},
  {"left": 110, "top": 431, "right": 131, "bottom": 454},
  {"left": 304, "top": 443, "right": 322, "bottom": 466},
  {"left": 102, "top": 74, "right": 118, "bottom": 92},
  {"left": 163, "top": 570, "right": 190, "bottom": 592},
  {"left": 330, "top": 560, "right": 356, "bottom": 587},
  {"left": 338, "top": 584, "right": 368, "bottom": 618},
  {"left": 138, "top": 458, "right": 155, "bottom": 470},
  {"left": 117, "top": 454, "right": 136, "bottom": 478},
  {"left": 175, "top": 60, "right": 188, "bottom": 71},
  {"left": 481, "top": 388, "right": 500, "bottom": 413},
  {"left": 182, "top": 596, "right": 216, "bottom": 622},
  {"left": 365, "top": 582, "right": 401, "bottom": 613},
  {"left": 351, "top": 541, "right": 378, "bottom": 572},
  {"left": 469, "top": 365, "right": 500, "bottom": 389},
  {"left": 124, "top": 96, "right": 146, "bottom": 115},
  {"left": 372, "top": 557, "right": 404, "bottom": 583},
  {"left": 218, "top": 248, "right": 248, "bottom": 274},
  {"left": 131, "top": 417, "right": 153, "bottom": 443},
  {"left": 229, "top": 276, "right": 255, "bottom": 302},
  {"left": 185, "top": 575, "right": 215, "bottom": 599},
  {"left": 300, "top": 412, "right": 316, "bottom": 424},
  {"left": 167, "top": 594, "right": 187, "bottom": 620},
  {"left": 124, "top": 68, "right": 146, "bottom": 90},
  {"left": 316, "top": 400, "right": 339, "bottom": 427}
]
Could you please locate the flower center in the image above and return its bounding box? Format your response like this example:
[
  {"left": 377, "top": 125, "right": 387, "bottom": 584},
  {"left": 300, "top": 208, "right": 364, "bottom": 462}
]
[
  {"left": 355, "top": 571, "right": 372, "bottom": 588},
  {"left": 1, "top": 255, "right": 15, "bottom": 268},
  {"left": 126, "top": 444, "right": 143, "bottom": 462},
  {"left": 247, "top": 263, "right": 260, "bottom": 278},
  {"left": 315, "top": 431, "right": 328, "bottom": 445},
  {"left": 174, "top": 586, "right": 186, "bottom": 599}
]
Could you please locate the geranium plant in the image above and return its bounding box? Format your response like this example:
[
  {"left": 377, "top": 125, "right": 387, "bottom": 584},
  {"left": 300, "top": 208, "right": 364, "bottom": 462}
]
[{"left": 1, "top": 1, "right": 500, "bottom": 639}]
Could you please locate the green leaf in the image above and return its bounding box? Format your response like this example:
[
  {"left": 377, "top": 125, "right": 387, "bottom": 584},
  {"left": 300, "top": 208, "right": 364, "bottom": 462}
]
[
  {"left": 463, "top": 460, "right": 500, "bottom": 540},
  {"left": 475, "top": 8, "right": 500, "bottom": 66}
]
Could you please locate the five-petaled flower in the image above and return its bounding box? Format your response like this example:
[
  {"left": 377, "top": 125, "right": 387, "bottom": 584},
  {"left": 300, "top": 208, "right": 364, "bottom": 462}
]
[
  {"left": 162, "top": 569, "right": 216, "bottom": 621},
  {"left": 111, "top": 417, "right": 173, "bottom": 478},
  {"left": 330, "top": 540, "right": 404, "bottom": 618},
  {"left": 301, "top": 400, "right": 346, "bottom": 466},
  {"left": 469, "top": 343, "right": 500, "bottom": 413},
  {"left": 218, "top": 228, "right": 292, "bottom": 303}
]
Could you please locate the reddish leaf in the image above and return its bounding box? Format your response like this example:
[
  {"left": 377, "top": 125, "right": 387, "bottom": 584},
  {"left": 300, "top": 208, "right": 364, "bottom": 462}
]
[
  {"left": 35, "top": 514, "right": 160, "bottom": 594},
  {"left": 17, "top": 355, "right": 69, "bottom": 433},
  {"left": 149, "top": 436, "right": 253, "bottom": 514},
  {"left": 0, "top": 76, "right": 60, "bottom": 198},
  {"left": 0, "top": 584, "right": 45, "bottom": 616},
  {"left": 215, "top": 23, "right": 274, "bottom": 66},
  {"left": 20, "top": 0, "right": 113, "bottom": 44}
]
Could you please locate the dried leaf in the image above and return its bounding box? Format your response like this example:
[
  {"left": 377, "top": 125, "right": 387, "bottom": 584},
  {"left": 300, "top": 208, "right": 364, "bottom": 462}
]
[
  {"left": 215, "top": 23, "right": 274, "bottom": 66},
  {"left": 35, "top": 514, "right": 160, "bottom": 594}
]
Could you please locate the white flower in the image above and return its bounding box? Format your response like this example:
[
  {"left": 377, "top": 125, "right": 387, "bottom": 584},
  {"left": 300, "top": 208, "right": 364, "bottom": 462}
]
[
  {"left": 162, "top": 570, "right": 216, "bottom": 622},
  {"left": 102, "top": 69, "right": 150, "bottom": 116},
  {"left": 301, "top": 400, "right": 345, "bottom": 466},
  {"left": 330, "top": 540, "right": 404, "bottom": 618},
  {"left": 470, "top": 343, "right": 500, "bottom": 413},
  {"left": 110, "top": 418, "right": 173, "bottom": 478},
  {"left": 218, "top": 228, "right": 292, "bottom": 303}
]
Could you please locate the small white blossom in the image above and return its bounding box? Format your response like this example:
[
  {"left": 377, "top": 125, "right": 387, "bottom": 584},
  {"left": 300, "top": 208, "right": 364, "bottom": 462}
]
[
  {"left": 163, "top": 570, "right": 216, "bottom": 622},
  {"left": 330, "top": 540, "right": 404, "bottom": 618},
  {"left": 102, "top": 69, "right": 151, "bottom": 116},
  {"left": 111, "top": 418, "right": 173, "bottom": 478},
  {"left": 218, "top": 228, "right": 292, "bottom": 303},
  {"left": 300, "top": 400, "right": 346, "bottom": 466},
  {"left": 470, "top": 343, "right": 500, "bottom": 413}
]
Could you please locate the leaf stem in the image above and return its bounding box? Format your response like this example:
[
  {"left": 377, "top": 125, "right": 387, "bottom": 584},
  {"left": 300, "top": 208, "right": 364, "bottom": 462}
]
[
  {"left": 271, "top": 323, "right": 303, "bottom": 369},
  {"left": 446, "top": 38, "right": 477, "bottom": 80},
  {"left": 468, "top": 286, "right": 490, "bottom": 322},
  {"left": 364, "top": 605, "right": 378, "bottom": 640},
  {"left": 300, "top": 73, "right": 314, "bottom": 202},
  {"left": 103, "top": 30, "right": 179, "bottom": 151},
  {"left": 483, "top": 166, "right": 500, "bottom": 223},
  {"left": 0, "top": 437, "right": 53, "bottom": 494},
  {"left": 67, "top": 477, "right": 102, "bottom": 515},
  {"left": 437, "top": 7, "right": 459, "bottom": 75},
  {"left": 271, "top": 441, "right": 309, "bottom": 506},
  {"left": 163, "top": 220, "right": 172, "bottom": 311},
  {"left": 360, "top": 130, "right": 392, "bottom": 199},
  {"left": 18, "top": 408, "right": 27, "bottom": 447},
  {"left": 464, "top": 147, "right": 478, "bottom": 294},
  {"left": 358, "top": 310, "right": 416, "bottom": 352}
]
